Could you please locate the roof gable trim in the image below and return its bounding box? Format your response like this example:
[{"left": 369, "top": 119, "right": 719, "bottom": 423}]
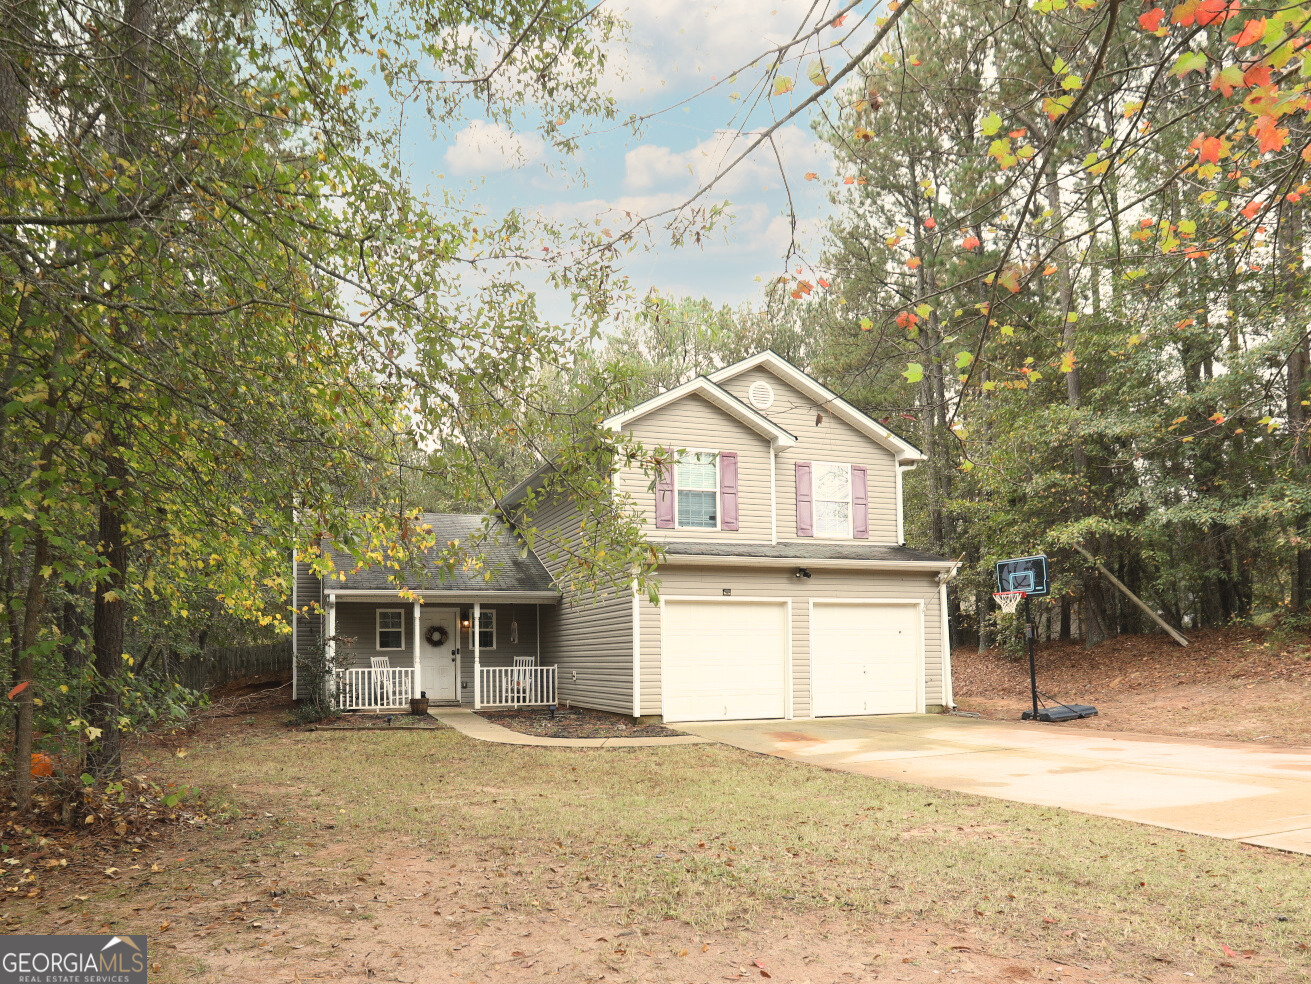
[
  {"left": 708, "top": 351, "right": 925, "bottom": 462},
  {"left": 603, "top": 377, "right": 797, "bottom": 448}
]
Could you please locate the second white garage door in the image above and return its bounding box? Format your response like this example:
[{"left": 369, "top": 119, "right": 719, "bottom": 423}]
[
  {"left": 661, "top": 600, "right": 788, "bottom": 722},
  {"left": 811, "top": 602, "right": 921, "bottom": 717}
]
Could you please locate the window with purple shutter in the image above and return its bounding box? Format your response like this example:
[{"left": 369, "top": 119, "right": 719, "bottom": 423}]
[
  {"left": 852, "top": 465, "right": 869, "bottom": 539},
  {"left": 719, "top": 452, "right": 739, "bottom": 531},
  {"left": 795, "top": 461, "right": 813, "bottom": 537},
  {"left": 655, "top": 460, "right": 675, "bottom": 529}
]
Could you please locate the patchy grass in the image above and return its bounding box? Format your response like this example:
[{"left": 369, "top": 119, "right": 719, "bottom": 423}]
[{"left": 6, "top": 716, "right": 1309, "bottom": 983}]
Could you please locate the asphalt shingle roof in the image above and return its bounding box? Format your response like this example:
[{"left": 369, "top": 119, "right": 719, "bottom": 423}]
[{"left": 322, "top": 513, "right": 556, "bottom": 594}]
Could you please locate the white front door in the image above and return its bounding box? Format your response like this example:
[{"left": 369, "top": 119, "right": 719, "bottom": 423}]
[
  {"left": 661, "top": 599, "right": 789, "bottom": 723},
  {"left": 419, "top": 607, "right": 460, "bottom": 701},
  {"left": 810, "top": 602, "right": 921, "bottom": 717}
]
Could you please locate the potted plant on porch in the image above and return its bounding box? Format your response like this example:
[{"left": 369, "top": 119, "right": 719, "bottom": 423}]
[{"left": 410, "top": 691, "right": 430, "bottom": 716}]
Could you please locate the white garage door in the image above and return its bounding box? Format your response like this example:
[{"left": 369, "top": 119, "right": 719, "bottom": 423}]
[
  {"left": 811, "top": 602, "right": 921, "bottom": 717},
  {"left": 662, "top": 600, "right": 788, "bottom": 722}
]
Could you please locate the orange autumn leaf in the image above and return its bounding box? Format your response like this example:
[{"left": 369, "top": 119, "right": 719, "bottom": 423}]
[
  {"left": 1171, "top": 0, "right": 1199, "bottom": 26},
  {"left": 804, "top": 172, "right": 818, "bottom": 181},
  {"left": 7, "top": 681, "right": 28, "bottom": 700},
  {"left": 1194, "top": 0, "right": 1239, "bottom": 26},
  {"left": 1198, "top": 135, "right": 1225, "bottom": 163},
  {"left": 961, "top": 235, "right": 981, "bottom": 250},
  {"left": 895, "top": 310, "right": 920, "bottom": 328},
  {"left": 923, "top": 216, "right": 937, "bottom": 229},
  {"left": 1242, "top": 63, "right": 1271, "bottom": 87},
  {"left": 907, "top": 256, "right": 923, "bottom": 269},
  {"left": 1253, "top": 114, "right": 1287, "bottom": 152},
  {"left": 843, "top": 176, "right": 855, "bottom": 184},
  {"left": 831, "top": 13, "right": 847, "bottom": 26},
  {"left": 818, "top": 277, "right": 830, "bottom": 288},
  {"left": 1230, "top": 17, "right": 1266, "bottom": 46},
  {"left": 1008, "top": 128, "right": 1027, "bottom": 139},
  {"left": 1043, "top": 264, "right": 1058, "bottom": 275},
  {"left": 30, "top": 752, "right": 53, "bottom": 778},
  {"left": 1139, "top": 7, "right": 1166, "bottom": 30},
  {"left": 1185, "top": 249, "right": 1212, "bottom": 258},
  {"left": 1241, "top": 199, "right": 1263, "bottom": 219}
]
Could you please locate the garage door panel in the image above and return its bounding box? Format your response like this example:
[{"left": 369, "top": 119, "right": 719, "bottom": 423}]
[
  {"left": 812, "top": 603, "right": 919, "bottom": 717},
  {"left": 662, "top": 601, "right": 787, "bottom": 722}
]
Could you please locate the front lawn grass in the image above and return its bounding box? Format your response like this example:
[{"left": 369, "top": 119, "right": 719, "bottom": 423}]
[{"left": 141, "top": 724, "right": 1310, "bottom": 981}]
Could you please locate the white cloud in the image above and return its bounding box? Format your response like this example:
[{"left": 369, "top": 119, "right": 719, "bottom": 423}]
[
  {"left": 624, "top": 125, "right": 826, "bottom": 197},
  {"left": 601, "top": 0, "right": 829, "bottom": 100},
  {"left": 444, "top": 120, "right": 544, "bottom": 175}
]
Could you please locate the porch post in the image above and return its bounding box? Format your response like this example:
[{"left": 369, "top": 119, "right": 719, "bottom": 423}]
[
  {"left": 473, "top": 601, "right": 481, "bottom": 709},
  {"left": 412, "top": 600, "right": 421, "bottom": 700},
  {"left": 324, "top": 594, "right": 336, "bottom": 704}
]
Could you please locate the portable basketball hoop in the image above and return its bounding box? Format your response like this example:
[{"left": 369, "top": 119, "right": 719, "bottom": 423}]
[
  {"left": 993, "top": 555, "right": 1098, "bottom": 724},
  {"left": 992, "top": 590, "right": 1025, "bottom": 615}
]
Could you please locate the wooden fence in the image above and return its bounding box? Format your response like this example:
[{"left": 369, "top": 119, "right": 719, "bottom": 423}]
[{"left": 162, "top": 640, "right": 293, "bottom": 692}]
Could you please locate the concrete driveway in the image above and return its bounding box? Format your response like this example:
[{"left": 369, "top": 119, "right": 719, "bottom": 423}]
[{"left": 679, "top": 714, "right": 1311, "bottom": 855}]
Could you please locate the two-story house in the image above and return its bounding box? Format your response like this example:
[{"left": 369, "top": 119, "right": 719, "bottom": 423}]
[{"left": 292, "top": 351, "right": 958, "bottom": 722}]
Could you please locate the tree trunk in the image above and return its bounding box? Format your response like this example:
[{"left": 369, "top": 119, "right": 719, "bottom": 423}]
[
  {"left": 87, "top": 446, "right": 128, "bottom": 778},
  {"left": 12, "top": 535, "right": 49, "bottom": 811}
]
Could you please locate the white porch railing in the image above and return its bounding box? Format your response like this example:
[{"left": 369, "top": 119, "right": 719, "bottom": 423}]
[
  {"left": 478, "top": 665, "right": 556, "bottom": 708},
  {"left": 335, "top": 666, "right": 415, "bottom": 711}
]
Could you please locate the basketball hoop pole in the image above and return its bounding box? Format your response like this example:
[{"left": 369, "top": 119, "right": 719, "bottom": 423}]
[{"left": 1025, "top": 594, "right": 1039, "bottom": 721}]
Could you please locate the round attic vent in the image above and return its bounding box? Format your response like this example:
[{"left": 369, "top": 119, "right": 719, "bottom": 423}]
[{"left": 748, "top": 380, "right": 775, "bottom": 410}]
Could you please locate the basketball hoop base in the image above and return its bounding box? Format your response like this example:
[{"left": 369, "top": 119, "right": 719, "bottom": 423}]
[{"left": 1023, "top": 704, "right": 1099, "bottom": 723}]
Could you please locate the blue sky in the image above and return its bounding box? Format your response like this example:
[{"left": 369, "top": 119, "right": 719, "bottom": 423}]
[{"left": 397, "top": 0, "right": 874, "bottom": 317}]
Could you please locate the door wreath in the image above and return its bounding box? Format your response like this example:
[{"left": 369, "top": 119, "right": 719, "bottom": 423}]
[{"left": 424, "top": 624, "right": 449, "bottom": 647}]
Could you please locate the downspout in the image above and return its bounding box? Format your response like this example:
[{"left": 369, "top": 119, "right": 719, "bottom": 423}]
[
  {"left": 938, "top": 565, "right": 959, "bottom": 709},
  {"left": 896, "top": 463, "right": 917, "bottom": 545}
]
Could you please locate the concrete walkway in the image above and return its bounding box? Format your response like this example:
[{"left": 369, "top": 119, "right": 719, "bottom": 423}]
[
  {"left": 430, "top": 706, "right": 708, "bottom": 748},
  {"left": 679, "top": 714, "right": 1311, "bottom": 855}
]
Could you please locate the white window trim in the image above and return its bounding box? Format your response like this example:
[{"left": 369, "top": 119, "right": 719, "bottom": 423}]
[
  {"left": 376, "top": 608, "right": 406, "bottom": 650},
  {"left": 471, "top": 608, "right": 497, "bottom": 651},
  {"left": 812, "top": 460, "right": 853, "bottom": 540},
  {"left": 674, "top": 448, "right": 720, "bottom": 531}
]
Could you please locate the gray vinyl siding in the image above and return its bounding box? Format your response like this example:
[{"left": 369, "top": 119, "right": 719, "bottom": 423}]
[
  {"left": 293, "top": 558, "right": 322, "bottom": 655},
  {"left": 718, "top": 367, "right": 901, "bottom": 544},
  {"left": 330, "top": 600, "right": 542, "bottom": 705},
  {"left": 618, "top": 393, "right": 774, "bottom": 543},
  {"left": 525, "top": 492, "right": 635, "bottom": 715},
  {"left": 457, "top": 603, "right": 542, "bottom": 706},
  {"left": 637, "top": 565, "right": 943, "bottom": 719}
]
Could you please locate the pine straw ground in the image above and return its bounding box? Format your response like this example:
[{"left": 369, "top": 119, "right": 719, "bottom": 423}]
[
  {"left": 0, "top": 691, "right": 1307, "bottom": 984},
  {"left": 952, "top": 627, "right": 1311, "bottom": 745}
]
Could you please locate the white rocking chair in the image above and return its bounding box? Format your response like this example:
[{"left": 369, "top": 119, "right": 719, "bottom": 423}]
[
  {"left": 370, "top": 656, "right": 394, "bottom": 708},
  {"left": 511, "top": 656, "right": 536, "bottom": 705}
]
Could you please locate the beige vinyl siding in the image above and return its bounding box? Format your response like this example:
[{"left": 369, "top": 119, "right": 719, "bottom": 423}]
[
  {"left": 525, "top": 492, "right": 635, "bottom": 715},
  {"left": 637, "top": 564, "right": 943, "bottom": 719},
  {"left": 617, "top": 392, "right": 773, "bottom": 543},
  {"left": 718, "top": 367, "right": 900, "bottom": 544}
]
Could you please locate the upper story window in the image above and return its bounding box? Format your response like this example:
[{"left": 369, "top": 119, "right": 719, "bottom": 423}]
[
  {"left": 813, "top": 461, "right": 852, "bottom": 538},
  {"left": 676, "top": 451, "right": 718, "bottom": 529},
  {"left": 377, "top": 609, "right": 405, "bottom": 650}
]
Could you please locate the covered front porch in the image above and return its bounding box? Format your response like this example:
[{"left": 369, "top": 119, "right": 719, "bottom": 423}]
[{"left": 324, "top": 592, "right": 559, "bottom": 712}]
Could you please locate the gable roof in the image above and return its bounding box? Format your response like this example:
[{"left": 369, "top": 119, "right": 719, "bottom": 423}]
[
  {"left": 708, "top": 351, "right": 926, "bottom": 463},
  {"left": 320, "top": 513, "right": 556, "bottom": 596},
  {"left": 602, "top": 376, "right": 797, "bottom": 449}
]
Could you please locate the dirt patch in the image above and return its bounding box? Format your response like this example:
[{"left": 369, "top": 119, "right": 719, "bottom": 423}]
[
  {"left": 310, "top": 712, "right": 448, "bottom": 731},
  {"left": 953, "top": 626, "right": 1311, "bottom": 745},
  {"left": 477, "top": 706, "right": 687, "bottom": 738},
  {"left": 35, "top": 840, "right": 1216, "bottom": 984}
]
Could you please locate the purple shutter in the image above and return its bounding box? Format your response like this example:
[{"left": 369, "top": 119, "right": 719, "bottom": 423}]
[
  {"left": 795, "top": 461, "right": 814, "bottom": 537},
  {"left": 655, "top": 459, "right": 675, "bottom": 529},
  {"left": 852, "top": 465, "right": 869, "bottom": 539},
  {"left": 719, "top": 452, "right": 739, "bottom": 531}
]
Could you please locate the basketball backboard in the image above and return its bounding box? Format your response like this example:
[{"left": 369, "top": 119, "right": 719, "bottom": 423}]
[{"left": 995, "top": 555, "right": 1049, "bottom": 598}]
